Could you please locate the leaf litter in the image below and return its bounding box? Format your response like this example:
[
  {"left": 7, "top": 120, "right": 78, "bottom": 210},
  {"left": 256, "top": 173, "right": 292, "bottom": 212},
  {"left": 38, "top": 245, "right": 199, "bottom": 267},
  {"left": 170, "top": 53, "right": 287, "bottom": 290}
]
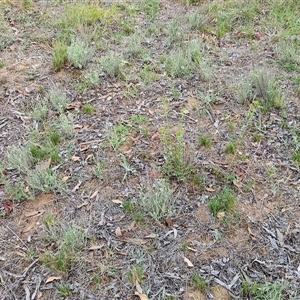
[{"left": 0, "top": 0, "right": 300, "bottom": 299}]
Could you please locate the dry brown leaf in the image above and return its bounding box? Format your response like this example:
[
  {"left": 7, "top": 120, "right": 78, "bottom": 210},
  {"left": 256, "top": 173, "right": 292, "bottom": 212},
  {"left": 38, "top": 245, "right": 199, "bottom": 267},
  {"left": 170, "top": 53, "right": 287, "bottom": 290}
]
[
  {"left": 111, "top": 199, "right": 123, "bottom": 204},
  {"left": 74, "top": 124, "right": 83, "bottom": 129},
  {"left": 276, "top": 228, "right": 284, "bottom": 246},
  {"left": 134, "top": 291, "right": 149, "bottom": 300},
  {"left": 15, "top": 251, "right": 26, "bottom": 257},
  {"left": 71, "top": 155, "right": 80, "bottom": 162},
  {"left": 144, "top": 233, "right": 157, "bottom": 239},
  {"left": 165, "top": 216, "right": 173, "bottom": 227},
  {"left": 62, "top": 176, "right": 70, "bottom": 182},
  {"left": 206, "top": 187, "right": 215, "bottom": 192},
  {"left": 90, "top": 190, "right": 98, "bottom": 199},
  {"left": 77, "top": 201, "right": 88, "bottom": 209},
  {"left": 217, "top": 211, "right": 225, "bottom": 219},
  {"left": 183, "top": 256, "right": 194, "bottom": 267},
  {"left": 45, "top": 276, "right": 62, "bottom": 284},
  {"left": 127, "top": 221, "right": 136, "bottom": 231},
  {"left": 80, "top": 144, "right": 89, "bottom": 151},
  {"left": 89, "top": 244, "right": 104, "bottom": 251},
  {"left": 115, "top": 227, "right": 123, "bottom": 237},
  {"left": 22, "top": 221, "right": 36, "bottom": 233},
  {"left": 24, "top": 210, "right": 39, "bottom": 217},
  {"left": 39, "top": 158, "right": 51, "bottom": 170},
  {"left": 151, "top": 132, "right": 159, "bottom": 140},
  {"left": 124, "top": 237, "right": 148, "bottom": 245}
]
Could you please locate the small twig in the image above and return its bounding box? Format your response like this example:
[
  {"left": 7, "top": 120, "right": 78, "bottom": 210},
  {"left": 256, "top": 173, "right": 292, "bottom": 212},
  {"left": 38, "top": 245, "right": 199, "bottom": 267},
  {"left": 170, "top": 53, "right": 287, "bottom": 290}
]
[{"left": 2, "top": 223, "right": 27, "bottom": 249}]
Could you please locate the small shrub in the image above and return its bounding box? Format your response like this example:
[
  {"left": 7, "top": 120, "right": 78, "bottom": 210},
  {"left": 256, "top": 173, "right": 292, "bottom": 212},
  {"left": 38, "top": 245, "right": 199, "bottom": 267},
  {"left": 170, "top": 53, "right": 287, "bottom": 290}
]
[
  {"left": 49, "top": 90, "right": 67, "bottom": 113},
  {"left": 67, "top": 37, "right": 94, "bottom": 69},
  {"left": 6, "top": 146, "right": 31, "bottom": 174},
  {"left": 160, "top": 126, "right": 194, "bottom": 181},
  {"left": 139, "top": 179, "right": 176, "bottom": 219},
  {"left": 100, "top": 52, "right": 123, "bottom": 77},
  {"left": 83, "top": 69, "right": 100, "bottom": 87}
]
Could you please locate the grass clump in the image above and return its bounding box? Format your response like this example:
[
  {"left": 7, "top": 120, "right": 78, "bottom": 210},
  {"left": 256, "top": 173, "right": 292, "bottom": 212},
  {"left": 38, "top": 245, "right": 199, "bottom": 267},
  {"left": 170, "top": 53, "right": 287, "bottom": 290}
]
[
  {"left": 241, "top": 280, "right": 286, "bottom": 300},
  {"left": 292, "top": 151, "right": 300, "bottom": 164},
  {"left": 82, "top": 103, "right": 95, "bottom": 114},
  {"left": 164, "top": 40, "right": 207, "bottom": 78},
  {"left": 60, "top": 3, "right": 117, "bottom": 29},
  {"left": 198, "top": 134, "right": 211, "bottom": 147},
  {"left": 208, "top": 187, "right": 236, "bottom": 217},
  {"left": 276, "top": 38, "right": 300, "bottom": 71},
  {"left": 140, "top": 0, "right": 160, "bottom": 20},
  {"left": 237, "top": 71, "right": 284, "bottom": 112},
  {"left": 56, "top": 283, "right": 72, "bottom": 297},
  {"left": 225, "top": 141, "right": 236, "bottom": 154},
  {"left": 127, "top": 264, "right": 144, "bottom": 284},
  {"left": 67, "top": 37, "right": 94, "bottom": 69},
  {"left": 139, "top": 179, "right": 176, "bottom": 220},
  {"left": 107, "top": 123, "right": 129, "bottom": 150},
  {"left": 43, "top": 225, "right": 85, "bottom": 273},
  {"left": 52, "top": 41, "right": 67, "bottom": 71}
]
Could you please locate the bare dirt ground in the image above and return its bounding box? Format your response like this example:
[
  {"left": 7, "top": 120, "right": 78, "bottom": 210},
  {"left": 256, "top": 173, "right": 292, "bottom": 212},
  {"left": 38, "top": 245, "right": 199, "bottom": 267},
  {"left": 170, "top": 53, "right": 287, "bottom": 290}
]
[{"left": 0, "top": 0, "right": 300, "bottom": 299}]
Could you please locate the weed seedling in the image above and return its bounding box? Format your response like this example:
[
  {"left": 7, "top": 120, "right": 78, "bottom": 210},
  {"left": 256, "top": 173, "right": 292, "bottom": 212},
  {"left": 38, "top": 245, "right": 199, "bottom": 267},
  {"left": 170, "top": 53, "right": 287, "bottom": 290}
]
[
  {"left": 225, "top": 141, "right": 236, "bottom": 154},
  {"left": 191, "top": 274, "right": 207, "bottom": 292},
  {"left": 208, "top": 187, "right": 236, "bottom": 217},
  {"left": 107, "top": 124, "right": 129, "bottom": 150},
  {"left": 56, "top": 283, "right": 72, "bottom": 297},
  {"left": 127, "top": 265, "right": 144, "bottom": 284},
  {"left": 198, "top": 134, "right": 211, "bottom": 147},
  {"left": 82, "top": 103, "right": 95, "bottom": 114}
]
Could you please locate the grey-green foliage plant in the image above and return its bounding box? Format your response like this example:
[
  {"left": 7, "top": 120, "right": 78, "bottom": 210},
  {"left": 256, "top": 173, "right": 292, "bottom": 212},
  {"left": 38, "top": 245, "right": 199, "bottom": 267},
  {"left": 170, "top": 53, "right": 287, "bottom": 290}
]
[
  {"left": 237, "top": 71, "right": 283, "bottom": 111},
  {"left": 6, "top": 145, "right": 31, "bottom": 173},
  {"left": 139, "top": 179, "right": 176, "bottom": 219},
  {"left": 276, "top": 38, "right": 300, "bottom": 71},
  {"left": 49, "top": 89, "right": 67, "bottom": 113},
  {"left": 43, "top": 225, "right": 85, "bottom": 273},
  {"left": 140, "top": 0, "right": 160, "bottom": 20},
  {"left": 26, "top": 167, "right": 64, "bottom": 193},
  {"left": 165, "top": 40, "right": 208, "bottom": 78},
  {"left": 67, "top": 37, "right": 94, "bottom": 69},
  {"left": 82, "top": 68, "right": 100, "bottom": 87},
  {"left": 100, "top": 52, "right": 123, "bottom": 77},
  {"left": 31, "top": 98, "right": 48, "bottom": 121}
]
